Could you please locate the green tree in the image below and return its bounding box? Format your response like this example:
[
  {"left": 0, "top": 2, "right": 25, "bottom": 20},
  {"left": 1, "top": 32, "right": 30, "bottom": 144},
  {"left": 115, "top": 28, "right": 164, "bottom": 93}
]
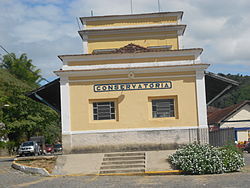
[
  {"left": 213, "top": 74, "right": 250, "bottom": 108},
  {"left": 1, "top": 53, "right": 42, "bottom": 86},
  {"left": 0, "top": 57, "right": 60, "bottom": 147}
]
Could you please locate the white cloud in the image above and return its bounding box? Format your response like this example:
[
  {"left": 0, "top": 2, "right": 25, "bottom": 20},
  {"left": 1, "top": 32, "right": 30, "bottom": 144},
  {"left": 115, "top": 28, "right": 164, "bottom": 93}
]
[
  {"left": 0, "top": 0, "right": 82, "bottom": 78},
  {"left": 0, "top": 0, "right": 250, "bottom": 80}
]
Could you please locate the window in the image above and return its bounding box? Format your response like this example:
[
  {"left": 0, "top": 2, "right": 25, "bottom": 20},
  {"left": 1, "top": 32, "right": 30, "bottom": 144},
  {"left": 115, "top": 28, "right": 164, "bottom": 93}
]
[
  {"left": 93, "top": 101, "right": 115, "bottom": 120},
  {"left": 152, "top": 99, "right": 175, "bottom": 118}
]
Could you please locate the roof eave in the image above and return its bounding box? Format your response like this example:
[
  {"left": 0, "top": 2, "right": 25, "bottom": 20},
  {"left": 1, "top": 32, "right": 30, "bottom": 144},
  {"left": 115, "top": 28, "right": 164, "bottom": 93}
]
[
  {"left": 78, "top": 24, "right": 186, "bottom": 34},
  {"left": 220, "top": 101, "right": 250, "bottom": 123},
  {"left": 58, "top": 48, "right": 203, "bottom": 62},
  {"left": 80, "top": 11, "right": 184, "bottom": 23},
  {"left": 205, "top": 72, "right": 239, "bottom": 86}
]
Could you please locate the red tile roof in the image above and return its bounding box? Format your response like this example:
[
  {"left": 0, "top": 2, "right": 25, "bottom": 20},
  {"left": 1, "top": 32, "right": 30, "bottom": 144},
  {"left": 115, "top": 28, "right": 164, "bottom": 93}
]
[
  {"left": 92, "top": 43, "right": 152, "bottom": 55},
  {"left": 207, "top": 106, "right": 221, "bottom": 116},
  {"left": 207, "top": 100, "right": 250, "bottom": 125},
  {"left": 116, "top": 43, "right": 151, "bottom": 53}
]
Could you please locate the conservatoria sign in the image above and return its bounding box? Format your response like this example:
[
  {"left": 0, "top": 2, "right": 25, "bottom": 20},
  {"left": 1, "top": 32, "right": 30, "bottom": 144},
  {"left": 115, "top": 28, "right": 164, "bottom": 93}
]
[{"left": 94, "top": 81, "right": 172, "bottom": 92}]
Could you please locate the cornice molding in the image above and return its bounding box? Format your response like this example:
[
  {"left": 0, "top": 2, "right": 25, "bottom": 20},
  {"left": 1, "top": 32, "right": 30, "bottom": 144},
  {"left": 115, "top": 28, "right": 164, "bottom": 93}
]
[
  {"left": 80, "top": 11, "right": 183, "bottom": 23},
  {"left": 55, "top": 64, "right": 209, "bottom": 77},
  {"left": 78, "top": 25, "right": 186, "bottom": 40},
  {"left": 59, "top": 48, "right": 203, "bottom": 63},
  {"left": 83, "top": 23, "right": 178, "bottom": 31}
]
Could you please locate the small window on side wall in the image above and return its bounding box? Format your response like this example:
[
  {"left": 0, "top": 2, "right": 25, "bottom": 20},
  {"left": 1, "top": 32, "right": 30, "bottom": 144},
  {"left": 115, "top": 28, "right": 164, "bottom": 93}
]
[
  {"left": 152, "top": 99, "right": 175, "bottom": 118},
  {"left": 93, "top": 101, "right": 115, "bottom": 120}
]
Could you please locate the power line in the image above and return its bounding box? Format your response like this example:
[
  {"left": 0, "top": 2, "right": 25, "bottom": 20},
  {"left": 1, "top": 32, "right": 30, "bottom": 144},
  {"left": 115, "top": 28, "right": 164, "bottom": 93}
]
[
  {"left": 0, "top": 45, "right": 10, "bottom": 54},
  {"left": 0, "top": 45, "right": 49, "bottom": 83}
]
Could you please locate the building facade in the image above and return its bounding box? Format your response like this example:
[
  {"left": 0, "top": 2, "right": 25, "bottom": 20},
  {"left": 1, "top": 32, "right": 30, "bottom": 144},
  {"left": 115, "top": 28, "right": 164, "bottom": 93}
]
[
  {"left": 55, "top": 11, "right": 209, "bottom": 153},
  {"left": 208, "top": 101, "right": 250, "bottom": 142}
]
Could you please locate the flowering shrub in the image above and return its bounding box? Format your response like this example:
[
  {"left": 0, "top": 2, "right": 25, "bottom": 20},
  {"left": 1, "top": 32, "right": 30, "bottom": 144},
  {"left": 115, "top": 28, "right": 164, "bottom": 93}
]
[
  {"left": 220, "top": 148, "right": 244, "bottom": 172},
  {"left": 169, "top": 144, "right": 245, "bottom": 174}
]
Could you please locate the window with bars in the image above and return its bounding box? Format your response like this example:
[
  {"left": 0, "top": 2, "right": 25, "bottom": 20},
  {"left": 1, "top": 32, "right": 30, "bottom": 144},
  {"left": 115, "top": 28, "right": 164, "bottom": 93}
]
[
  {"left": 93, "top": 101, "right": 115, "bottom": 120},
  {"left": 152, "top": 99, "right": 175, "bottom": 118}
]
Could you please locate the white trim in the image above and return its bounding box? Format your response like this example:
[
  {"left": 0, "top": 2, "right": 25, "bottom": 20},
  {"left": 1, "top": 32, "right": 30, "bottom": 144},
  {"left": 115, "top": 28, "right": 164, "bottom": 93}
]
[
  {"left": 79, "top": 25, "right": 185, "bottom": 37},
  {"left": 81, "top": 20, "right": 86, "bottom": 29},
  {"left": 62, "top": 60, "right": 197, "bottom": 71},
  {"left": 62, "top": 60, "right": 68, "bottom": 66},
  {"left": 69, "top": 74, "right": 195, "bottom": 83},
  {"left": 84, "top": 23, "right": 178, "bottom": 30},
  {"left": 196, "top": 55, "right": 202, "bottom": 64},
  {"left": 196, "top": 70, "right": 208, "bottom": 127},
  {"left": 60, "top": 76, "right": 71, "bottom": 133},
  {"left": 80, "top": 12, "right": 183, "bottom": 22},
  {"left": 62, "top": 126, "right": 203, "bottom": 135},
  {"left": 80, "top": 34, "right": 88, "bottom": 41},
  {"left": 61, "top": 49, "right": 202, "bottom": 62},
  {"left": 179, "top": 36, "right": 184, "bottom": 49},
  {"left": 83, "top": 41, "right": 88, "bottom": 54},
  {"left": 56, "top": 64, "right": 209, "bottom": 77}
]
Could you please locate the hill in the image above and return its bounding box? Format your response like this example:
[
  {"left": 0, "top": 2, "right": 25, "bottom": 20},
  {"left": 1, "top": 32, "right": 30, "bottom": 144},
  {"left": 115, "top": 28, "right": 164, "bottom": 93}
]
[{"left": 212, "top": 74, "right": 250, "bottom": 108}]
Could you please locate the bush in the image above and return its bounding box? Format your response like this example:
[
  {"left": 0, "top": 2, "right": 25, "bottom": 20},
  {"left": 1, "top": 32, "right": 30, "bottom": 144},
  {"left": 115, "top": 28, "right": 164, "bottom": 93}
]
[
  {"left": 220, "top": 143, "right": 243, "bottom": 156},
  {"left": 0, "top": 141, "right": 6, "bottom": 149},
  {"left": 220, "top": 147, "right": 244, "bottom": 173},
  {"left": 169, "top": 144, "right": 245, "bottom": 175},
  {"left": 5, "top": 141, "right": 17, "bottom": 155}
]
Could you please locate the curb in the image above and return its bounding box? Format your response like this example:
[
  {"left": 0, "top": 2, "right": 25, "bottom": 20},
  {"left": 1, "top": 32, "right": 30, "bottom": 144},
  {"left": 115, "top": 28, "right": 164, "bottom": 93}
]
[
  {"left": 12, "top": 157, "right": 183, "bottom": 177},
  {"left": 50, "top": 170, "right": 183, "bottom": 177},
  {"left": 12, "top": 160, "right": 50, "bottom": 177},
  {"left": 0, "top": 156, "right": 15, "bottom": 159},
  {"left": 98, "top": 170, "right": 183, "bottom": 176},
  {"left": 12, "top": 160, "right": 183, "bottom": 177}
]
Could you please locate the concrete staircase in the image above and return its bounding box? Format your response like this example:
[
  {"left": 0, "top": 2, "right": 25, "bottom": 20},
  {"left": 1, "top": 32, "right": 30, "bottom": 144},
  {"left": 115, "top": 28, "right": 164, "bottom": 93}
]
[{"left": 99, "top": 152, "right": 146, "bottom": 174}]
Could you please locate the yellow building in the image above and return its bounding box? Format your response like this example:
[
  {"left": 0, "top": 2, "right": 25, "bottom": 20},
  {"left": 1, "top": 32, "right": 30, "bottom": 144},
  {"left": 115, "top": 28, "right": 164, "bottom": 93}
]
[{"left": 55, "top": 11, "right": 209, "bottom": 153}]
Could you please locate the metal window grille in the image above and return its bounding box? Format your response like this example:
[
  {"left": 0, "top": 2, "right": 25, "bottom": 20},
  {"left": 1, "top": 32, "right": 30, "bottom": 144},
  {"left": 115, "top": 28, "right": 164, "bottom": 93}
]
[
  {"left": 93, "top": 102, "right": 115, "bottom": 120},
  {"left": 152, "top": 99, "right": 175, "bottom": 118}
]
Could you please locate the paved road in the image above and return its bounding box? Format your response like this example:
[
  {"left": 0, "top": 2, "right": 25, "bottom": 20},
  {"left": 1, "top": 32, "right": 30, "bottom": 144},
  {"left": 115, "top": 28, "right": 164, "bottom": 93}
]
[
  {"left": 0, "top": 154, "right": 250, "bottom": 188},
  {"left": 244, "top": 152, "right": 250, "bottom": 165}
]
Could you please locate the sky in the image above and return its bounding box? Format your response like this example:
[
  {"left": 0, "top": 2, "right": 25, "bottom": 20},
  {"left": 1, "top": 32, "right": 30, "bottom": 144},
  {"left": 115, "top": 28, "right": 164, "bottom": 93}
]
[{"left": 0, "top": 0, "right": 250, "bottom": 83}]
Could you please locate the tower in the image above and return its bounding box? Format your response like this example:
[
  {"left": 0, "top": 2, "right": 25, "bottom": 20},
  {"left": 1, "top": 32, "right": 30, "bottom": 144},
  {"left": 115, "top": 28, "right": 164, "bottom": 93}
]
[{"left": 56, "top": 11, "right": 209, "bottom": 153}]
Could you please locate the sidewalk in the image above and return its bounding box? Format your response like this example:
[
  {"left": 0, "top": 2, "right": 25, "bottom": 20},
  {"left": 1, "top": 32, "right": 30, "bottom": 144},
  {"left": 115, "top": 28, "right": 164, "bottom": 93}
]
[{"left": 52, "top": 150, "right": 176, "bottom": 176}]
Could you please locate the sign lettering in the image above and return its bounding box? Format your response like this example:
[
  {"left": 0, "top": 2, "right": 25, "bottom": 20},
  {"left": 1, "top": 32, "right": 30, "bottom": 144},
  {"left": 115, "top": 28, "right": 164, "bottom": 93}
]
[{"left": 94, "top": 81, "right": 172, "bottom": 92}]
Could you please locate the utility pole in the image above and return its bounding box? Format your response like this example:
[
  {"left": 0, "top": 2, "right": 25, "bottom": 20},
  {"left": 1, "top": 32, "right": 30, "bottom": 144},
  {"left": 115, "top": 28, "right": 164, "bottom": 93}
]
[
  {"left": 130, "top": 0, "right": 133, "bottom": 14},
  {"left": 158, "top": 0, "right": 161, "bottom": 12}
]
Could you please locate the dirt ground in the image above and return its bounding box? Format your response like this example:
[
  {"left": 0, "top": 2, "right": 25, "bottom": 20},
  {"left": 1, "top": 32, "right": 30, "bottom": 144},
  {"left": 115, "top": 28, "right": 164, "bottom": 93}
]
[{"left": 16, "top": 157, "right": 57, "bottom": 173}]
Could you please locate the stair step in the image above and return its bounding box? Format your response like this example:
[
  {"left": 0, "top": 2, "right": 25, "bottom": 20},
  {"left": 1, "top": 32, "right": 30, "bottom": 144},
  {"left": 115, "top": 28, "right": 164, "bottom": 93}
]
[
  {"left": 103, "top": 156, "right": 145, "bottom": 161},
  {"left": 102, "top": 160, "right": 145, "bottom": 165},
  {"left": 100, "top": 164, "right": 145, "bottom": 170},
  {"left": 100, "top": 169, "right": 145, "bottom": 174},
  {"left": 104, "top": 153, "right": 145, "bottom": 157}
]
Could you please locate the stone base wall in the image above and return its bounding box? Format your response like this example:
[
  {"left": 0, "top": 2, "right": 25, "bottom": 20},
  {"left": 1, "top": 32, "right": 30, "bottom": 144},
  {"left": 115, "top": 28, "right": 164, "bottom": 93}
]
[{"left": 62, "top": 128, "right": 209, "bottom": 154}]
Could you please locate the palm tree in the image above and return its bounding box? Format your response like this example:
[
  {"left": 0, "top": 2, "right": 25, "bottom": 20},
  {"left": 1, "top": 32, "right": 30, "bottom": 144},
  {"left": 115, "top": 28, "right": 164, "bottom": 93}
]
[{"left": 1, "top": 53, "right": 41, "bottom": 86}]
